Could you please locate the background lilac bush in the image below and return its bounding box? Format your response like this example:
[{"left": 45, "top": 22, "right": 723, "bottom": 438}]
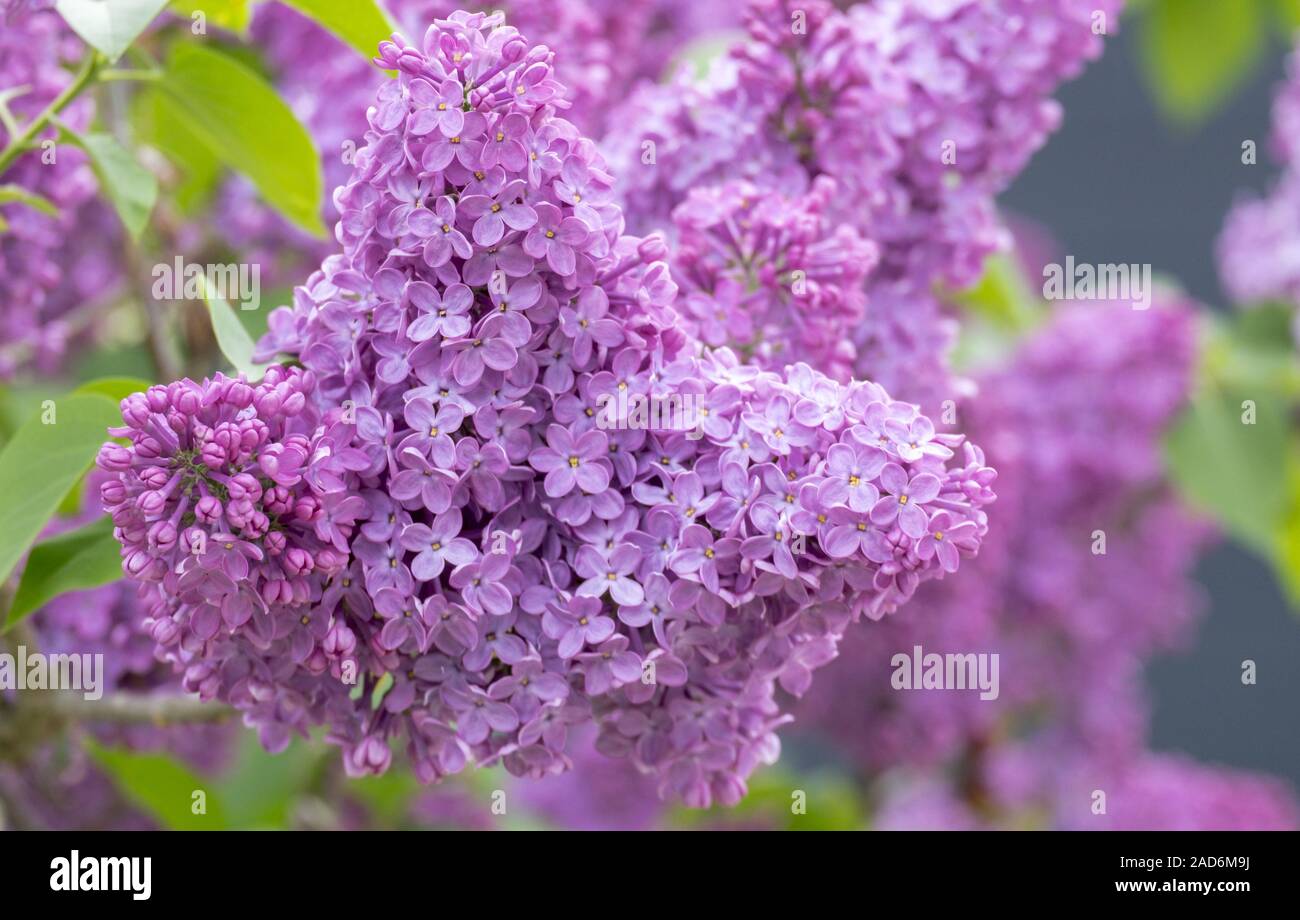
[{"left": 1, "top": 0, "right": 1298, "bottom": 831}]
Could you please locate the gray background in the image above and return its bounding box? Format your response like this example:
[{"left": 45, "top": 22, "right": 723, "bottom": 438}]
[{"left": 1001, "top": 26, "right": 1300, "bottom": 786}]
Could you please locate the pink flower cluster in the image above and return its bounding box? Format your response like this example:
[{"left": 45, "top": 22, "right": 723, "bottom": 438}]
[{"left": 101, "top": 10, "right": 994, "bottom": 805}]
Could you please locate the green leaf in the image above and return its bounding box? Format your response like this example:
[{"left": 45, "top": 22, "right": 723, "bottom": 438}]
[
  {"left": 0, "top": 393, "right": 120, "bottom": 598},
  {"left": 88, "top": 742, "right": 229, "bottom": 830},
  {"left": 1140, "top": 0, "right": 1263, "bottom": 125},
  {"left": 0, "top": 184, "right": 58, "bottom": 217},
  {"left": 75, "top": 376, "right": 152, "bottom": 403},
  {"left": 160, "top": 43, "right": 324, "bottom": 236},
  {"left": 6, "top": 517, "right": 122, "bottom": 627},
  {"left": 212, "top": 734, "right": 322, "bottom": 829},
  {"left": 204, "top": 277, "right": 271, "bottom": 380},
  {"left": 54, "top": 0, "right": 171, "bottom": 62},
  {"left": 1165, "top": 385, "right": 1289, "bottom": 556},
  {"left": 951, "top": 254, "right": 1042, "bottom": 332},
  {"left": 169, "top": 0, "right": 251, "bottom": 33},
  {"left": 1273, "top": 443, "right": 1300, "bottom": 608},
  {"left": 277, "top": 0, "right": 395, "bottom": 60},
  {"left": 1275, "top": 0, "right": 1300, "bottom": 30},
  {"left": 131, "top": 87, "right": 221, "bottom": 215},
  {"left": 65, "top": 131, "right": 157, "bottom": 239}
]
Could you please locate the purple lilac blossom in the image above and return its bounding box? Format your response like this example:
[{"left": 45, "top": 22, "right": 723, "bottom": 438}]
[
  {"left": 104, "top": 11, "right": 995, "bottom": 807},
  {"left": 214, "top": 0, "right": 738, "bottom": 288},
  {"left": 800, "top": 298, "right": 1206, "bottom": 763},
  {"left": 1218, "top": 41, "right": 1300, "bottom": 322},
  {"left": 0, "top": 1, "right": 122, "bottom": 378},
  {"left": 603, "top": 0, "right": 1120, "bottom": 405}
]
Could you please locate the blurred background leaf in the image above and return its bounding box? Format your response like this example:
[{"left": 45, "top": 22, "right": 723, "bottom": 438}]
[{"left": 1140, "top": 0, "right": 1265, "bottom": 125}]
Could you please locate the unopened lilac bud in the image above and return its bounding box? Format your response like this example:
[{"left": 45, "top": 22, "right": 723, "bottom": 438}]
[
  {"left": 242, "top": 511, "right": 270, "bottom": 539},
  {"left": 172, "top": 387, "right": 201, "bottom": 416},
  {"left": 150, "top": 616, "right": 181, "bottom": 647},
  {"left": 283, "top": 546, "right": 314, "bottom": 576},
  {"left": 148, "top": 520, "right": 178, "bottom": 552},
  {"left": 346, "top": 736, "right": 392, "bottom": 776},
  {"left": 264, "top": 530, "right": 287, "bottom": 555},
  {"left": 97, "top": 443, "right": 132, "bottom": 471},
  {"left": 136, "top": 489, "right": 168, "bottom": 518},
  {"left": 100, "top": 478, "right": 126, "bottom": 506},
  {"left": 201, "top": 441, "right": 227, "bottom": 468},
  {"left": 226, "top": 380, "right": 253, "bottom": 408},
  {"left": 195, "top": 495, "right": 223, "bottom": 524},
  {"left": 282, "top": 390, "right": 306, "bottom": 416},
  {"left": 228, "top": 473, "right": 263, "bottom": 502},
  {"left": 145, "top": 385, "right": 170, "bottom": 413},
  {"left": 124, "top": 548, "right": 155, "bottom": 578},
  {"left": 324, "top": 623, "right": 356, "bottom": 657},
  {"left": 121, "top": 393, "right": 151, "bottom": 428},
  {"left": 255, "top": 389, "right": 282, "bottom": 417}
]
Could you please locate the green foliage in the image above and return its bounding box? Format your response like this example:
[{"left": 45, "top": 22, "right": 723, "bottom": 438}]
[
  {"left": 75, "top": 376, "right": 153, "bottom": 403},
  {"left": 169, "top": 0, "right": 252, "bottom": 33},
  {"left": 204, "top": 278, "right": 273, "bottom": 379},
  {"left": 1166, "top": 384, "right": 1289, "bottom": 556},
  {"left": 160, "top": 43, "right": 325, "bottom": 236},
  {"left": 1274, "top": 445, "right": 1300, "bottom": 606},
  {"left": 213, "top": 735, "right": 325, "bottom": 829},
  {"left": 0, "top": 393, "right": 120, "bottom": 602},
  {"left": 65, "top": 130, "right": 158, "bottom": 240},
  {"left": 0, "top": 184, "right": 58, "bottom": 217},
  {"left": 1139, "top": 0, "right": 1264, "bottom": 125},
  {"left": 951, "top": 254, "right": 1043, "bottom": 332},
  {"left": 6, "top": 516, "right": 122, "bottom": 628},
  {"left": 1275, "top": 0, "right": 1300, "bottom": 29},
  {"left": 671, "top": 767, "right": 865, "bottom": 830},
  {"left": 1165, "top": 307, "right": 1300, "bottom": 608},
  {"left": 88, "top": 741, "right": 230, "bottom": 830},
  {"left": 54, "top": 0, "right": 171, "bottom": 62},
  {"left": 277, "top": 0, "right": 396, "bottom": 60},
  {"left": 131, "top": 87, "right": 222, "bottom": 215}
]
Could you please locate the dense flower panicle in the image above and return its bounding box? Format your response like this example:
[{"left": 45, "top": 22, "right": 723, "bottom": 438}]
[
  {"left": 104, "top": 11, "right": 994, "bottom": 806},
  {"left": 798, "top": 298, "right": 1212, "bottom": 792},
  {"left": 669, "top": 178, "right": 877, "bottom": 380},
  {"left": 603, "top": 0, "right": 1119, "bottom": 403},
  {"left": 0, "top": 1, "right": 121, "bottom": 378},
  {"left": 96, "top": 367, "right": 361, "bottom": 752}
]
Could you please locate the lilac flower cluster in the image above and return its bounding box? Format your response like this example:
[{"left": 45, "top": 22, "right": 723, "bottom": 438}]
[
  {"left": 1218, "top": 41, "right": 1300, "bottom": 321},
  {"left": 96, "top": 368, "right": 361, "bottom": 754},
  {"left": 604, "top": 0, "right": 1120, "bottom": 405},
  {"left": 790, "top": 297, "right": 1296, "bottom": 829},
  {"left": 215, "top": 0, "right": 737, "bottom": 283},
  {"left": 106, "top": 11, "right": 994, "bottom": 806},
  {"left": 0, "top": 1, "right": 121, "bottom": 378},
  {"left": 669, "top": 178, "right": 877, "bottom": 381}
]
